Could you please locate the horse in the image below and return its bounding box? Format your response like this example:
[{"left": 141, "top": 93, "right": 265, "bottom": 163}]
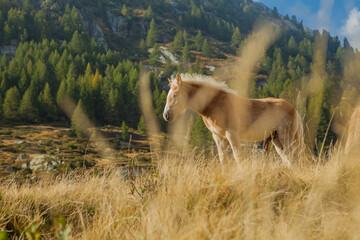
[
  {"left": 344, "top": 107, "right": 360, "bottom": 155},
  {"left": 163, "top": 73, "right": 304, "bottom": 166}
]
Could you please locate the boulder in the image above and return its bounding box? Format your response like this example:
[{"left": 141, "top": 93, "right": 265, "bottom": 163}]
[
  {"left": 17, "top": 154, "right": 29, "bottom": 160},
  {"left": 14, "top": 140, "right": 25, "bottom": 145},
  {"left": 29, "top": 155, "right": 63, "bottom": 173},
  {"left": 5, "top": 166, "right": 19, "bottom": 173}
]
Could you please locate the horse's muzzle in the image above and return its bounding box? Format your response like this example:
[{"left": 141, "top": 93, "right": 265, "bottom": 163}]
[{"left": 163, "top": 110, "right": 172, "bottom": 122}]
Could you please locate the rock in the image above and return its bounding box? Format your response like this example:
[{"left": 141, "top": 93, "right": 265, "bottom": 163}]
[
  {"left": 21, "top": 163, "right": 28, "bottom": 169},
  {"left": 14, "top": 140, "right": 25, "bottom": 145},
  {"left": 5, "top": 166, "right": 19, "bottom": 173},
  {"left": 92, "top": 23, "right": 109, "bottom": 50},
  {"left": 0, "top": 45, "right": 17, "bottom": 55},
  {"left": 39, "top": 139, "right": 45, "bottom": 143},
  {"left": 206, "top": 66, "right": 216, "bottom": 72},
  {"left": 106, "top": 10, "right": 128, "bottom": 37},
  {"left": 159, "top": 47, "right": 179, "bottom": 65},
  {"left": 17, "top": 154, "right": 29, "bottom": 160},
  {"left": 21, "top": 168, "right": 32, "bottom": 175},
  {"left": 29, "top": 155, "right": 59, "bottom": 173},
  {"left": 56, "top": 148, "right": 61, "bottom": 153}
]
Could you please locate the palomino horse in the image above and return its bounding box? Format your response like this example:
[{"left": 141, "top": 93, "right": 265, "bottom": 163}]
[
  {"left": 345, "top": 107, "right": 360, "bottom": 155},
  {"left": 163, "top": 74, "right": 304, "bottom": 166}
]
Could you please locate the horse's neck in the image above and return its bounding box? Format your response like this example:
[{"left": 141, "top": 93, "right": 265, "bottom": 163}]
[{"left": 184, "top": 82, "right": 233, "bottom": 117}]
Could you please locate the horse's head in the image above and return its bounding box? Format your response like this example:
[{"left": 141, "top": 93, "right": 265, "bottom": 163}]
[{"left": 163, "top": 74, "right": 188, "bottom": 122}]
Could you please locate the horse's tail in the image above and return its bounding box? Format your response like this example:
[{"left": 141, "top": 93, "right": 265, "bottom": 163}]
[{"left": 344, "top": 107, "right": 360, "bottom": 155}]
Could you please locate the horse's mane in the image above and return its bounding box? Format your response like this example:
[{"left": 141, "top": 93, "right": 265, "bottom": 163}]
[{"left": 170, "top": 73, "right": 237, "bottom": 94}]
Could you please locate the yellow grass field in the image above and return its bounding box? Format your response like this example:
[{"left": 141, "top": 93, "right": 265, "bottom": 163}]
[{"left": 1, "top": 149, "right": 360, "bottom": 239}]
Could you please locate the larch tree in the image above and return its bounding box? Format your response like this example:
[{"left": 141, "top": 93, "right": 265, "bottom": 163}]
[
  {"left": 146, "top": 19, "right": 157, "bottom": 47},
  {"left": 202, "top": 39, "right": 211, "bottom": 57},
  {"left": 19, "top": 86, "right": 39, "bottom": 122},
  {"left": 3, "top": 86, "right": 20, "bottom": 121},
  {"left": 194, "top": 30, "right": 204, "bottom": 51}
]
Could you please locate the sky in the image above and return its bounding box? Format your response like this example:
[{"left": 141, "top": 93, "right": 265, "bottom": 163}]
[{"left": 254, "top": 0, "right": 360, "bottom": 49}]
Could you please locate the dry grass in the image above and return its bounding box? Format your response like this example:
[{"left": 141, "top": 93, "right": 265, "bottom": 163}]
[{"left": 1, "top": 150, "right": 360, "bottom": 239}]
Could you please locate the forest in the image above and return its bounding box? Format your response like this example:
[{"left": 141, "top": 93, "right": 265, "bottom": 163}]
[{"left": 0, "top": 0, "right": 360, "bottom": 152}]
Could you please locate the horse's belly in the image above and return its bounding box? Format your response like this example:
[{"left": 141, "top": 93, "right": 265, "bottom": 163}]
[{"left": 238, "top": 124, "right": 277, "bottom": 142}]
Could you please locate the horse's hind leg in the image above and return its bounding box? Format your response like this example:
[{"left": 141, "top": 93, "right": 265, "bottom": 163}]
[{"left": 271, "top": 134, "right": 291, "bottom": 167}]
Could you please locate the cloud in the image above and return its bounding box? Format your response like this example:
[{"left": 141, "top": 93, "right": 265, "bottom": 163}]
[
  {"left": 316, "top": 0, "right": 335, "bottom": 31},
  {"left": 341, "top": 7, "right": 360, "bottom": 49}
]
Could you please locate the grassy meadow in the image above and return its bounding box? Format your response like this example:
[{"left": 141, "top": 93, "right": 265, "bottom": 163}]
[{"left": 1, "top": 147, "right": 360, "bottom": 239}]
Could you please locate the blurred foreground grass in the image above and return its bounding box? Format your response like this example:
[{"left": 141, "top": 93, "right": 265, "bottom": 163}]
[{"left": 1, "top": 150, "right": 360, "bottom": 239}]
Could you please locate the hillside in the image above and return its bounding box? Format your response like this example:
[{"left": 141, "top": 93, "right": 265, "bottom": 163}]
[
  {"left": 3, "top": 1, "right": 360, "bottom": 238},
  {"left": 0, "top": 0, "right": 359, "bottom": 153}
]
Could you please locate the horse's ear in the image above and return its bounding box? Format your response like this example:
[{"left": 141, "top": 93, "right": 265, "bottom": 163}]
[
  {"left": 168, "top": 78, "right": 171, "bottom": 84},
  {"left": 176, "top": 74, "right": 182, "bottom": 85}
]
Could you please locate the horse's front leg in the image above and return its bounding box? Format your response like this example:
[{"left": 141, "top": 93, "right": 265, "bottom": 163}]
[
  {"left": 212, "top": 132, "right": 228, "bottom": 164},
  {"left": 226, "top": 131, "right": 242, "bottom": 164}
]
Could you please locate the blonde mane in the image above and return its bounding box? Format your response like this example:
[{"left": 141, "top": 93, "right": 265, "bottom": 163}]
[{"left": 170, "top": 73, "right": 237, "bottom": 95}]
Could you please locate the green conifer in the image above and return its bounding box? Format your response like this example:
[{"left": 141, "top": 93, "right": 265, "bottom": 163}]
[
  {"left": 3, "top": 86, "right": 20, "bottom": 121},
  {"left": 194, "top": 30, "right": 204, "bottom": 51},
  {"left": 71, "top": 100, "right": 86, "bottom": 138},
  {"left": 202, "top": 39, "right": 211, "bottom": 57},
  {"left": 146, "top": 19, "right": 157, "bottom": 47},
  {"left": 137, "top": 115, "right": 146, "bottom": 134},
  {"left": 121, "top": 121, "right": 129, "bottom": 141},
  {"left": 19, "top": 86, "right": 38, "bottom": 122}
]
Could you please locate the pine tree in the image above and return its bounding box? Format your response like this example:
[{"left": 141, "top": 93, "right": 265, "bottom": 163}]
[
  {"left": 3, "top": 86, "right": 20, "bottom": 121},
  {"left": 105, "top": 88, "right": 122, "bottom": 124},
  {"left": 163, "top": 57, "right": 175, "bottom": 77},
  {"left": 146, "top": 19, "right": 157, "bottom": 47},
  {"left": 230, "top": 27, "right": 241, "bottom": 51},
  {"left": 121, "top": 121, "right": 129, "bottom": 141},
  {"left": 139, "top": 38, "right": 147, "bottom": 53},
  {"left": 69, "top": 31, "right": 89, "bottom": 55},
  {"left": 121, "top": 4, "right": 128, "bottom": 17},
  {"left": 171, "top": 31, "right": 184, "bottom": 54},
  {"left": 181, "top": 42, "right": 190, "bottom": 64},
  {"left": 145, "top": 5, "right": 153, "bottom": 19},
  {"left": 71, "top": 99, "right": 86, "bottom": 138},
  {"left": 137, "top": 115, "right": 146, "bottom": 134},
  {"left": 149, "top": 44, "right": 161, "bottom": 66},
  {"left": 56, "top": 80, "right": 67, "bottom": 107},
  {"left": 288, "top": 36, "right": 298, "bottom": 55},
  {"left": 65, "top": 64, "right": 79, "bottom": 102},
  {"left": 0, "top": 94, "right": 3, "bottom": 118},
  {"left": 19, "top": 69, "right": 28, "bottom": 94},
  {"left": 38, "top": 83, "right": 56, "bottom": 119},
  {"left": 183, "top": 30, "right": 188, "bottom": 44},
  {"left": 0, "top": 55, "right": 7, "bottom": 72},
  {"left": 19, "top": 86, "right": 39, "bottom": 122},
  {"left": 202, "top": 39, "right": 211, "bottom": 57},
  {"left": 92, "top": 69, "right": 101, "bottom": 88},
  {"left": 193, "top": 58, "right": 202, "bottom": 74},
  {"left": 194, "top": 30, "right": 204, "bottom": 51}
]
